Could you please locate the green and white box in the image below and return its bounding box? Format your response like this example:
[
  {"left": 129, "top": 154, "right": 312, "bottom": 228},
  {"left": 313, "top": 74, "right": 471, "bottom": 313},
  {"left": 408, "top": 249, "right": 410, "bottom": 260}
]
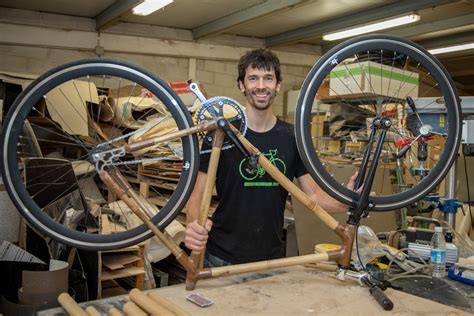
[{"left": 329, "top": 61, "right": 419, "bottom": 99}]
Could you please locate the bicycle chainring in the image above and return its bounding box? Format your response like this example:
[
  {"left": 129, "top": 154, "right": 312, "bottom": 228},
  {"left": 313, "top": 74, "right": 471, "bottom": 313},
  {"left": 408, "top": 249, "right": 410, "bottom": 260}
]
[{"left": 194, "top": 96, "right": 247, "bottom": 153}]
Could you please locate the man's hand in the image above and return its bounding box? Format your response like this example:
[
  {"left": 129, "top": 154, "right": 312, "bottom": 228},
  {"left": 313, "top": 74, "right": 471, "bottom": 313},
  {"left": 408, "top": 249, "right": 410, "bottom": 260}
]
[
  {"left": 184, "top": 219, "right": 213, "bottom": 251},
  {"left": 347, "top": 171, "right": 360, "bottom": 192},
  {"left": 347, "top": 171, "right": 375, "bottom": 196}
]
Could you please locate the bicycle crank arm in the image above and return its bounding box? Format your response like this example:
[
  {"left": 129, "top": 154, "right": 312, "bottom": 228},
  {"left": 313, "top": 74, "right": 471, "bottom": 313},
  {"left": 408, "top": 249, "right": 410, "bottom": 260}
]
[
  {"left": 217, "top": 118, "right": 252, "bottom": 158},
  {"left": 188, "top": 80, "right": 208, "bottom": 103}
]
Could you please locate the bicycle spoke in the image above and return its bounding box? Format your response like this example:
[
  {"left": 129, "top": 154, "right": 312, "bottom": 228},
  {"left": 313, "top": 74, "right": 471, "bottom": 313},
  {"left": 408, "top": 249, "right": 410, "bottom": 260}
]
[
  {"left": 1, "top": 59, "right": 199, "bottom": 250},
  {"left": 296, "top": 35, "right": 460, "bottom": 211}
]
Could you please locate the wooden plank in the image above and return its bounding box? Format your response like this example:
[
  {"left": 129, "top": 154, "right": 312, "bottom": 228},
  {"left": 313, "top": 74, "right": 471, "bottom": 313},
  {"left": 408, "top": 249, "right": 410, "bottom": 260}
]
[
  {"left": 102, "top": 254, "right": 142, "bottom": 270},
  {"left": 101, "top": 214, "right": 111, "bottom": 235},
  {"left": 100, "top": 266, "right": 145, "bottom": 281}
]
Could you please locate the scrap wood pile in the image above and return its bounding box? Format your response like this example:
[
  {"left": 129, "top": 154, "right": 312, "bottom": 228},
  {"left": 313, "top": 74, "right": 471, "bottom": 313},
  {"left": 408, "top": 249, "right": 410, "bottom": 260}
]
[
  {"left": 26, "top": 78, "right": 215, "bottom": 235},
  {"left": 22, "top": 79, "right": 192, "bottom": 253},
  {"left": 77, "top": 83, "right": 182, "bottom": 206}
]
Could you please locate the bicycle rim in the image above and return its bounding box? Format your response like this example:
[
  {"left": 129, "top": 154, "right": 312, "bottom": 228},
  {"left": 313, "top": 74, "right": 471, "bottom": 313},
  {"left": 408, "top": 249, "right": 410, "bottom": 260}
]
[
  {"left": 295, "top": 35, "right": 461, "bottom": 211},
  {"left": 1, "top": 59, "right": 199, "bottom": 249}
]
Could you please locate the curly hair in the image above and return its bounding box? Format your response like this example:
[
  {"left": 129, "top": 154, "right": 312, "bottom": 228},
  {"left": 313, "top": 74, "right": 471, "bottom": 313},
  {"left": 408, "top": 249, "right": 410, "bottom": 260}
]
[{"left": 236, "top": 48, "right": 282, "bottom": 88}]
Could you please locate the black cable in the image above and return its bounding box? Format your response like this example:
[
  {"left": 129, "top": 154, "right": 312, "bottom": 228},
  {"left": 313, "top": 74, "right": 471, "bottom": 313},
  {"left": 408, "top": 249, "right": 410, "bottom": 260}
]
[
  {"left": 463, "top": 154, "right": 473, "bottom": 224},
  {"left": 355, "top": 222, "right": 364, "bottom": 268}
]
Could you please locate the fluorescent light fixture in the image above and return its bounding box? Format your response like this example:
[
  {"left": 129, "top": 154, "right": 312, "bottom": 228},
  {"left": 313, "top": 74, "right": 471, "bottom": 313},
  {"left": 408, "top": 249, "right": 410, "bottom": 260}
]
[
  {"left": 323, "top": 14, "right": 420, "bottom": 41},
  {"left": 132, "top": 0, "right": 173, "bottom": 16},
  {"left": 428, "top": 43, "right": 474, "bottom": 55}
]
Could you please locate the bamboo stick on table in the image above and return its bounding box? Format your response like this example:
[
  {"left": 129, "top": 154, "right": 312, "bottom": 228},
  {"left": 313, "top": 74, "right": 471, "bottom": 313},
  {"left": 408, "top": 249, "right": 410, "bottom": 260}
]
[
  {"left": 57, "top": 292, "right": 88, "bottom": 316},
  {"left": 149, "top": 292, "right": 189, "bottom": 316},
  {"left": 85, "top": 306, "right": 101, "bottom": 316},
  {"left": 123, "top": 302, "right": 147, "bottom": 316},
  {"left": 129, "top": 288, "right": 175, "bottom": 316},
  {"left": 108, "top": 307, "right": 123, "bottom": 316}
]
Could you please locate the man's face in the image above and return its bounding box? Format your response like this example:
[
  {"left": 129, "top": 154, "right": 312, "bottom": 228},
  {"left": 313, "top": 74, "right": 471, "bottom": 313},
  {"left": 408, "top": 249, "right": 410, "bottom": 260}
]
[{"left": 239, "top": 65, "right": 281, "bottom": 111}]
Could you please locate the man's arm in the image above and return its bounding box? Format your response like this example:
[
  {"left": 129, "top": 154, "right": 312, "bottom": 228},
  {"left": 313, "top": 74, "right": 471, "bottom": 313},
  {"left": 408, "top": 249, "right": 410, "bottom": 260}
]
[
  {"left": 183, "top": 171, "right": 213, "bottom": 251},
  {"left": 296, "top": 173, "right": 358, "bottom": 213}
]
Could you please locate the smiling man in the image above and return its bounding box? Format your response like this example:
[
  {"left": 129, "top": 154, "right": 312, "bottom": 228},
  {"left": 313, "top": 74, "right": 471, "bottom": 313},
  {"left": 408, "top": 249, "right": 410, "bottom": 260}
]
[{"left": 184, "top": 49, "right": 355, "bottom": 267}]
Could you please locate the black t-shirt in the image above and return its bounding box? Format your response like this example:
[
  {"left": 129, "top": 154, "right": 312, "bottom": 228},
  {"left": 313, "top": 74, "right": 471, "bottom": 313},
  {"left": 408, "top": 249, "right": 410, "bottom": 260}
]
[{"left": 199, "top": 119, "right": 307, "bottom": 264}]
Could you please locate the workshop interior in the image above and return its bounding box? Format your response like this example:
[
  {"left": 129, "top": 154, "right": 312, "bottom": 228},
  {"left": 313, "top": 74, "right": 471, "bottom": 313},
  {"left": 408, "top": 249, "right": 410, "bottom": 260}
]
[{"left": 0, "top": 0, "right": 474, "bottom": 315}]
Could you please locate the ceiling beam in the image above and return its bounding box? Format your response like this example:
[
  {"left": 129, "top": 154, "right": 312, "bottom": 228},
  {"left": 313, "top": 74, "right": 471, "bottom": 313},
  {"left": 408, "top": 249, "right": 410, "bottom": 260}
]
[
  {"left": 449, "top": 69, "right": 474, "bottom": 77},
  {"left": 383, "top": 13, "right": 474, "bottom": 38},
  {"left": 322, "top": 14, "right": 474, "bottom": 53},
  {"left": 417, "top": 32, "right": 474, "bottom": 49},
  {"left": 95, "top": 0, "right": 142, "bottom": 31},
  {"left": 463, "top": 84, "right": 474, "bottom": 91},
  {"left": 265, "top": 0, "right": 451, "bottom": 47},
  {"left": 0, "top": 22, "right": 319, "bottom": 67},
  {"left": 192, "top": 0, "right": 305, "bottom": 39}
]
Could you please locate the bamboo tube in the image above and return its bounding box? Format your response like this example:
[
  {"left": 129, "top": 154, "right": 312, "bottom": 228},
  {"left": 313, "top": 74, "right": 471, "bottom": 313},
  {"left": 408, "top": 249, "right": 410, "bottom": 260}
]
[
  {"left": 129, "top": 288, "right": 175, "bottom": 316},
  {"left": 57, "top": 293, "right": 88, "bottom": 316},
  {"left": 229, "top": 124, "right": 340, "bottom": 231},
  {"left": 85, "top": 306, "right": 101, "bottom": 316},
  {"left": 195, "top": 129, "right": 224, "bottom": 251},
  {"left": 149, "top": 292, "right": 189, "bottom": 316},
  {"left": 126, "top": 120, "right": 217, "bottom": 153},
  {"left": 123, "top": 302, "right": 147, "bottom": 316},
  {"left": 99, "top": 171, "right": 196, "bottom": 274},
  {"left": 108, "top": 307, "right": 123, "bottom": 316},
  {"left": 186, "top": 129, "right": 225, "bottom": 290},
  {"left": 202, "top": 252, "right": 329, "bottom": 278},
  {"left": 259, "top": 155, "right": 339, "bottom": 230}
]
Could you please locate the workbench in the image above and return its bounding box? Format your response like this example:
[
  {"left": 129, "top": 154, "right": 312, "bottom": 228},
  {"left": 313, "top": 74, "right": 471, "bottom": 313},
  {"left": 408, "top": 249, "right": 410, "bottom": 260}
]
[{"left": 39, "top": 265, "right": 470, "bottom": 315}]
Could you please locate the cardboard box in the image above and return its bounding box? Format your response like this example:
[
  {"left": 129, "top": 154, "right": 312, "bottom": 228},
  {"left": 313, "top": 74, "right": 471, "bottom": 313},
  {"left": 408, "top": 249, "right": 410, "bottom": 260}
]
[{"left": 329, "top": 61, "right": 419, "bottom": 99}]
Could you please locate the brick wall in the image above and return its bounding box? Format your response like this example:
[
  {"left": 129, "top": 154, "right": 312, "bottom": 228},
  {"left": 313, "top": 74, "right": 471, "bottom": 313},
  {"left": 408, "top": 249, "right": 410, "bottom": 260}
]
[{"left": 0, "top": 44, "right": 312, "bottom": 120}]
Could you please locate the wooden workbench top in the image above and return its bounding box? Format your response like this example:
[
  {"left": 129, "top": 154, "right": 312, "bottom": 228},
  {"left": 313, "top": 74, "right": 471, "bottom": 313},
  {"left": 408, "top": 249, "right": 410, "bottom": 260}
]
[{"left": 39, "top": 266, "right": 470, "bottom": 315}]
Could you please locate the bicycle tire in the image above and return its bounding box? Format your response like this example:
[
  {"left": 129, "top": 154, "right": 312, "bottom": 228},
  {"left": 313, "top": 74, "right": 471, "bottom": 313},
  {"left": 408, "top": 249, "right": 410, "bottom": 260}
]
[
  {"left": 1, "top": 58, "right": 199, "bottom": 250},
  {"left": 295, "top": 34, "right": 462, "bottom": 211}
]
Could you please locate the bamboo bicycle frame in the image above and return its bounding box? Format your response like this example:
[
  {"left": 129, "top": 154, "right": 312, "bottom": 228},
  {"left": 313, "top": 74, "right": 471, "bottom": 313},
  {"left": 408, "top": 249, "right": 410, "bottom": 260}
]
[{"left": 98, "top": 116, "right": 357, "bottom": 291}]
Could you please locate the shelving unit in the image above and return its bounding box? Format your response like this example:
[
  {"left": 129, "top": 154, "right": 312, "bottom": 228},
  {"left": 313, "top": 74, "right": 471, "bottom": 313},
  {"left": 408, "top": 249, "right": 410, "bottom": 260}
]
[{"left": 98, "top": 215, "right": 146, "bottom": 298}]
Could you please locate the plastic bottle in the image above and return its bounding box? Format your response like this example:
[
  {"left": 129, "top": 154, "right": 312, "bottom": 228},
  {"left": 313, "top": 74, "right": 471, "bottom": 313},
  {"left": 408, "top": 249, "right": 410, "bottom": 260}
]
[{"left": 430, "top": 226, "right": 446, "bottom": 278}]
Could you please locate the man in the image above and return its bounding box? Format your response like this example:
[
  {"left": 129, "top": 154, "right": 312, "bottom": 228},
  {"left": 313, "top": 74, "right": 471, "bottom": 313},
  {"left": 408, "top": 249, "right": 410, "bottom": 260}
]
[{"left": 184, "top": 48, "right": 355, "bottom": 267}]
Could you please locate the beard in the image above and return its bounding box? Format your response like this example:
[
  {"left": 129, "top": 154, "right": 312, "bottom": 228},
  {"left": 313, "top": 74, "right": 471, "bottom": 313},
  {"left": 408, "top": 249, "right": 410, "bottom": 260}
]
[{"left": 245, "top": 88, "right": 277, "bottom": 111}]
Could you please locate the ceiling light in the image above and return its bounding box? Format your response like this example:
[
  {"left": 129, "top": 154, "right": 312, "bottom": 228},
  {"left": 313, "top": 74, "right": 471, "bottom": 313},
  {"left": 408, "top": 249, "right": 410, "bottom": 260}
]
[
  {"left": 323, "top": 14, "right": 420, "bottom": 41},
  {"left": 428, "top": 43, "right": 474, "bottom": 55},
  {"left": 132, "top": 0, "right": 173, "bottom": 16}
]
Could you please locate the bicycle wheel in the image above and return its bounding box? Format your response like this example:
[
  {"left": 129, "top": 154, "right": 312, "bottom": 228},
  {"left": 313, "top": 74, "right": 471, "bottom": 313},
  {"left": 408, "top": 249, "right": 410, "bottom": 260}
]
[
  {"left": 295, "top": 34, "right": 462, "bottom": 211},
  {"left": 1, "top": 59, "right": 199, "bottom": 250}
]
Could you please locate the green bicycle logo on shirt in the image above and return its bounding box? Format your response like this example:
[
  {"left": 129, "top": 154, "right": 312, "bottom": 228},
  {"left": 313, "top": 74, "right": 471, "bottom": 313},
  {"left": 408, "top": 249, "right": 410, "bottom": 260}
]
[{"left": 238, "top": 149, "right": 286, "bottom": 181}]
